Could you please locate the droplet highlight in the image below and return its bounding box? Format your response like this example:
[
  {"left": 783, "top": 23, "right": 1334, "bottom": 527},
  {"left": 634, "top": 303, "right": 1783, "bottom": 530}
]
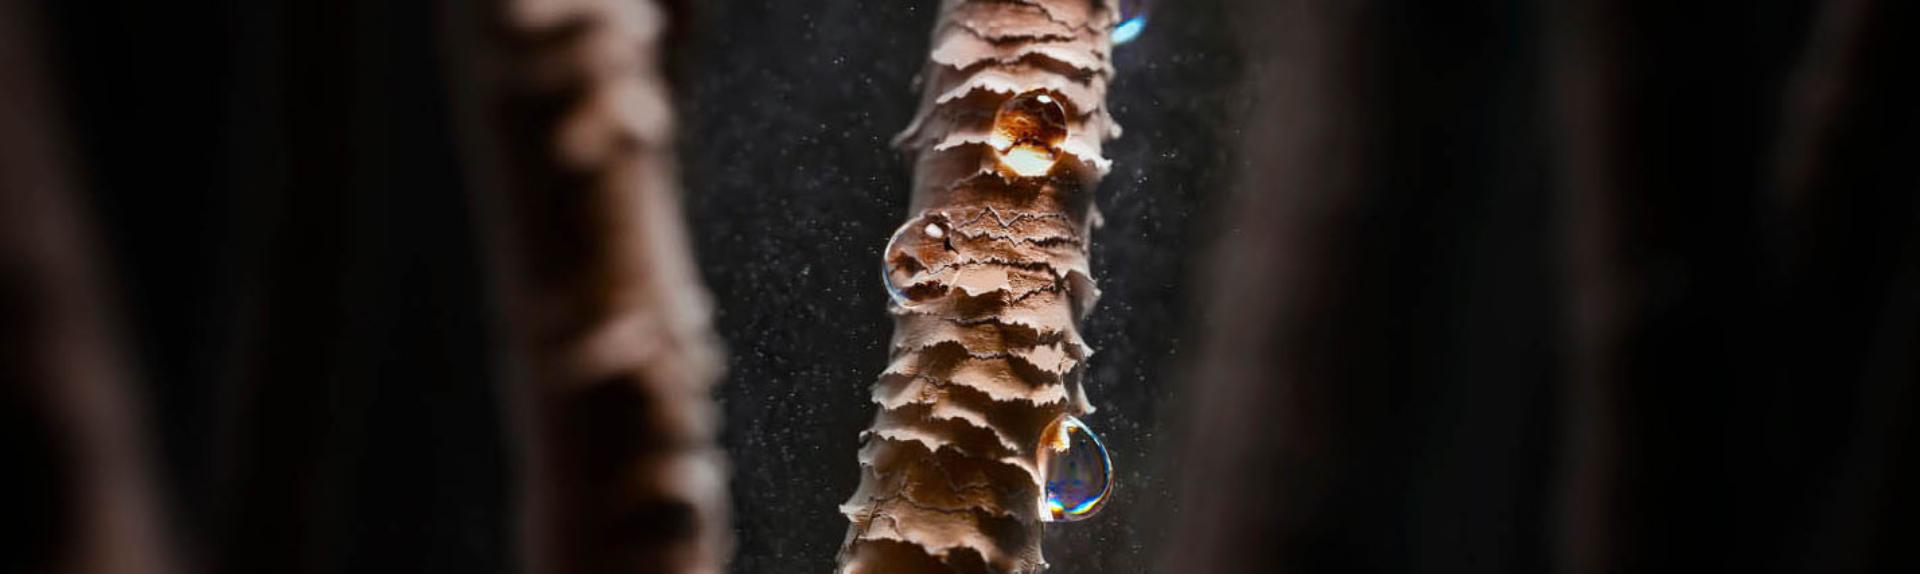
[
  {"left": 880, "top": 212, "right": 952, "bottom": 308},
  {"left": 1112, "top": 15, "right": 1147, "bottom": 45},
  {"left": 1038, "top": 415, "right": 1113, "bottom": 522},
  {"left": 991, "top": 91, "right": 1069, "bottom": 178},
  {"left": 1113, "top": 0, "right": 1149, "bottom": 45}
]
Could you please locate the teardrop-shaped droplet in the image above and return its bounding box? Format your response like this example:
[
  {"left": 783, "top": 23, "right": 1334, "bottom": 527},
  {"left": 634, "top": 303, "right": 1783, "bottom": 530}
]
[
  {"left": 991, "top": 91, "right": 1069, "bottom": 178},
  {"left": 1038, "top": 415, "right": 1113, "bottom": 522},
  {"left": 880, "top": 212, "right": 951, "bottom": 308}
]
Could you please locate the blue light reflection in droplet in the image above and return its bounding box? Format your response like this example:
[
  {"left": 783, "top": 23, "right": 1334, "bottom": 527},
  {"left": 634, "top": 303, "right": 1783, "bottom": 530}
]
[{"left": 1112, "top": 15, "right": 1147, "bottom": 45}]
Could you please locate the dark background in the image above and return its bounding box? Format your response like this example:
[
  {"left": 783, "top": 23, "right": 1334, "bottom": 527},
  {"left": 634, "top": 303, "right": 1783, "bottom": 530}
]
[
  {"left": 13, "top": 0, "right": 1917, "bottom": 572},
  {"left": 22, "top": 0, "right": 1231, "bottom": 572}
]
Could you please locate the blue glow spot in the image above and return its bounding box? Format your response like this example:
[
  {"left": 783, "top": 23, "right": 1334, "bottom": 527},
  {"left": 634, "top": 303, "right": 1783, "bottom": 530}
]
[{"left": 1112, "top": 15, "right": 1147, "bottom": 45}]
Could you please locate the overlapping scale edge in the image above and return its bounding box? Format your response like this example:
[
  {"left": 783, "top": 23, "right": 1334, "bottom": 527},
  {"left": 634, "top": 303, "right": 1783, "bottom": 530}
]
[
  {"left": 841, "top": 1, "right": 1118, "bottom": 572},
  {"left": 516, "top": 0, "right": 679, "bottom": 169},
  {"left": 930, "top": 31, "right": 1113, "bottom": 78},
  {"left": 492, "top": 0, "right": 728, "bottom": 572}
]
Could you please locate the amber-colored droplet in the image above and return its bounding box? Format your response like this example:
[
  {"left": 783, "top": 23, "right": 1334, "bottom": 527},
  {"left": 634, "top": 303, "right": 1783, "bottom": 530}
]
[
  {"left": 990, "top": 91, "right": 1069, "bottom": 153},
  {"left": 990, "top": 92, "right": 1068, "bottom": 178}
]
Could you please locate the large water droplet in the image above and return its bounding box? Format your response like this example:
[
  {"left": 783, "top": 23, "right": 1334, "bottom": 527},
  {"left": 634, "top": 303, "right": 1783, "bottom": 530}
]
[
  {"left": 991, "top": 91, "right": 1069, "bottom": 178},
  {"left": 1038, "top": 415, "right": 1112, "bottom": 522},
  {"left": 880, "top": 212, "right": 952, "bottom": 308}
]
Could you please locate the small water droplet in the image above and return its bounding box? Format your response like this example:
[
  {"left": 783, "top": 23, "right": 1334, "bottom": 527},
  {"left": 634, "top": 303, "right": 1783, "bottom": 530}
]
[
  {"left": 1112, "top": 15, "right": 1147, "bottom": 45},
  {"left": 1113, "top": 0, "right": 1149, "bottom": 45},
  {"left": 880, "top": 212, "right": 951, "bottom": 308},
  {"left": 991, "top": 91, "right": 1069, "bottom": 178},
  {"left": 1039, "top": 415, "right": 1113, "bottom": 522}
]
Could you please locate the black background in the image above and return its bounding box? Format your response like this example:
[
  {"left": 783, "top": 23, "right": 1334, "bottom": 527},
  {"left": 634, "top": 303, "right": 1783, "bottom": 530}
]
[{"left": 17, "top": 0, "right": 1917, "bottom": 572}]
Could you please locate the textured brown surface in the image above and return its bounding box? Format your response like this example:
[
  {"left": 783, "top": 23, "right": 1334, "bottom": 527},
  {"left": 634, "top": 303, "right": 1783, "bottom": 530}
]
[
  {"left": 450, "top": 0, "right": 728, "bottom": 572},
  {"left": 838, "top": 1, "right": 1120, "bottom": 572}
]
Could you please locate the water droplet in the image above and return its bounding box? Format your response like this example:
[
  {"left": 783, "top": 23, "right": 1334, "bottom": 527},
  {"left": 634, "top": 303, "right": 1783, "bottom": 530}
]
[
  {"left": 880, "top": 212, "right": 951, "bottom": 308},
  {"left": 991, "top": 91, "right": 1069, "bottom": 178},
  {"left": 1113, "top": 0, "right": 1149, "bottom": 45},
  {"left": 1038, "top": 415, "right": 1112, "bottom": 522},
  {"left": 1112, "top": 16, "right": 1147, "bottom": 45}
]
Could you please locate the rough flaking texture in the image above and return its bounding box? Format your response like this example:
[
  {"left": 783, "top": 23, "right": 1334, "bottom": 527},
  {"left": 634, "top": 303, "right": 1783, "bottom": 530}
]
[
  {"left": 451, "top": 0, "right": 728, "bottom": 572},
  {"left": 839, "top": 1, "right": 1120, "bottom": 572}
]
